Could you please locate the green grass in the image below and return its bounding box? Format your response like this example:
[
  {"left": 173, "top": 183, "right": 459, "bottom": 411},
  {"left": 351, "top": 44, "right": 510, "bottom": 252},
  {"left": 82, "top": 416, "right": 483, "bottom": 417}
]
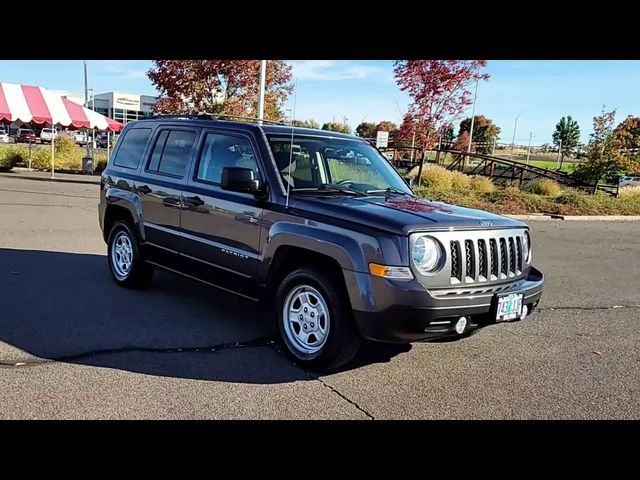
[{"left": 525, "top": 160, "right": 575, "bottom": 173}]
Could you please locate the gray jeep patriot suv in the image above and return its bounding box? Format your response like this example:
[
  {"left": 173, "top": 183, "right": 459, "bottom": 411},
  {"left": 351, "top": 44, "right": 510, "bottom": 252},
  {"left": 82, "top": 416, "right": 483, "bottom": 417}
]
[{"left": 99, "top": 115, "right": 544, "bottom": 371}]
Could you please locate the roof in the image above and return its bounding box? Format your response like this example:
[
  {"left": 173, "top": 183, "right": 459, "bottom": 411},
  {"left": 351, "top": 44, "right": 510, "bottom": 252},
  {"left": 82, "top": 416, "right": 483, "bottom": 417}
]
[{"left": 133, "top": 116, "right": 361, "bottom": 140}]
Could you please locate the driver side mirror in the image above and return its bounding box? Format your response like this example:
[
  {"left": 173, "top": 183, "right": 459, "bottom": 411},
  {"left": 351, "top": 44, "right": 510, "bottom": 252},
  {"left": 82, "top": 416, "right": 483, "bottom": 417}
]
[{"left": 221, "top": 167, "right": 264, "bottom": 196}]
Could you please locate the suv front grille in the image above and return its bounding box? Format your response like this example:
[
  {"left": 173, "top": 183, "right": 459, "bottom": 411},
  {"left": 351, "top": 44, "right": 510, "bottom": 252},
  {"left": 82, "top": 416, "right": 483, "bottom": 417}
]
[{"left": 446, "top": 231, "right": 525, "bottom": 285}]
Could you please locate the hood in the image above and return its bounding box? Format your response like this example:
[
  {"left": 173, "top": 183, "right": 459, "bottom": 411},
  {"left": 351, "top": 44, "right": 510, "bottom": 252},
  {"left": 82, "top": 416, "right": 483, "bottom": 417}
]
[{"left": 290, "top": 194, "right": 525, "bottom": 235}]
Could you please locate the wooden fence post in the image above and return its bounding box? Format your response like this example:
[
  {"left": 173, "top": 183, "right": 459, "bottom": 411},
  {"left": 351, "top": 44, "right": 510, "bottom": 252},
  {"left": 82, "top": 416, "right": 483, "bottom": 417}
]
[{"left": 416, "top": 151, "right": 426, "bottom": 186}]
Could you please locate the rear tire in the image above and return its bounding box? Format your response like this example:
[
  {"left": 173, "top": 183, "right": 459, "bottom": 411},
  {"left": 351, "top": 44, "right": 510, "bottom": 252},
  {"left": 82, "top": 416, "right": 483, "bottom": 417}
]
[
  {"left": 107, "top": 220, "right": 153, "bottom": 289},
  {"left": 275, "top": 267, "right": 361, "bottom": 372}
]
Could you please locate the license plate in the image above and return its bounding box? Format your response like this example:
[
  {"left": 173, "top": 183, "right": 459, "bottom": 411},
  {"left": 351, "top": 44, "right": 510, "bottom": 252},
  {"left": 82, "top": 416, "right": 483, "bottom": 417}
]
[{"left": 495, "top": 293, "right": 524, "bottom": 321}]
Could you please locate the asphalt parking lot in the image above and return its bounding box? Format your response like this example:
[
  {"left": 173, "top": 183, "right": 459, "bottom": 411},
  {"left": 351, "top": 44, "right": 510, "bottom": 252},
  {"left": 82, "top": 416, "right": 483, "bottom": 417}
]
[{"left": 1, "top": 172, "right": 639, "bottom": 419}]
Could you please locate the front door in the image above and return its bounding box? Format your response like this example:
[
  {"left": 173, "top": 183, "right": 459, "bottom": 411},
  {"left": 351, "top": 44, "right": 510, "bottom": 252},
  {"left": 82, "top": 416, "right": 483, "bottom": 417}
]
[{"left": 179, "top": 130, "right": 264, "bottom": 298}]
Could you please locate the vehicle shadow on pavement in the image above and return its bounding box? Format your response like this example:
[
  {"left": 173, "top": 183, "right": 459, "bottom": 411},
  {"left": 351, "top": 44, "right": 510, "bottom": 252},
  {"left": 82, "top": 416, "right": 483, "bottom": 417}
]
[{"left": 0, "top": 248, "right": 409, "bottom": 382}]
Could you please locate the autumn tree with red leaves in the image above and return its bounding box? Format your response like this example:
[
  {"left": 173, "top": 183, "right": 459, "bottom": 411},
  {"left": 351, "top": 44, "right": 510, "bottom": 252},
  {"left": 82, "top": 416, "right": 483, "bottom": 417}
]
[
  {"left": 147, "top": 60, "right": 293, "bottom": 121},
  {"left": 393, "top": 60, "right": 489, "bottom": 149}
]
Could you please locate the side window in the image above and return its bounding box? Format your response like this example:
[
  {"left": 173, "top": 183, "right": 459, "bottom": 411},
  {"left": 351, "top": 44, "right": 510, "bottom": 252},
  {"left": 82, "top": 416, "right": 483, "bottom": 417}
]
[
  {"left": 113, "top": 128, "right": 151, "bottom": 169},
  {"left": 196, "top": 133, "right": 259, "bottom": 184},
  {"left": 146, "top": 129, "right": 196, "bottom": 178}
]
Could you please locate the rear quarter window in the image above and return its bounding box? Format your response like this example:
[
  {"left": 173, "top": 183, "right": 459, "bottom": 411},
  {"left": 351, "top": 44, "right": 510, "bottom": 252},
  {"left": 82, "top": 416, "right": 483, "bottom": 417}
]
[{"left": 113, "top": 128, "right": 152, "bottom": 169}]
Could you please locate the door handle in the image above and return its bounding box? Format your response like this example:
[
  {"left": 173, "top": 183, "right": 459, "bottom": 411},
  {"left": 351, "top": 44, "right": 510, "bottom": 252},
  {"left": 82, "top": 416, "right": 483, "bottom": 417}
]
[
  {"left": 137, "top": 185, "right": 152, "bottom": 194},
  {"left": 184, "top": 195, "right": 205, "bottom": 207}
]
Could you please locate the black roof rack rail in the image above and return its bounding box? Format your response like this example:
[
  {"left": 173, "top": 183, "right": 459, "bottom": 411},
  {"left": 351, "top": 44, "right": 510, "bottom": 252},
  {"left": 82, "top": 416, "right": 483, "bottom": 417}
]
[{"left": 141, "top": 112, "right": 289, "bottom": 127}]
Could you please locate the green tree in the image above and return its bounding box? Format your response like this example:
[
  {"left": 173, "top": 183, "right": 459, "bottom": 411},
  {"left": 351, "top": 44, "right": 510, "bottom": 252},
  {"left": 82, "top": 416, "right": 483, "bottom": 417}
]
[
  {"left": 552, "top": 116, "right": 581, "bottom": 168},
  {"left": 356, "top": 122, "right": 377, "bottom": 138},
  {"left": 441, "top": 124, "right": 455, "bottom": 143},
  {"left": 574, "top": 108, "right": 639, "bottom": 184},
  {"left": 322, "top": 122, "right": 352, "bottom": 134},
  {"left": 293, "top": 119, "right": 319, "bottom": 129},
  {"left": 458, "top": 115, "right": 500, "bottom": 154}
]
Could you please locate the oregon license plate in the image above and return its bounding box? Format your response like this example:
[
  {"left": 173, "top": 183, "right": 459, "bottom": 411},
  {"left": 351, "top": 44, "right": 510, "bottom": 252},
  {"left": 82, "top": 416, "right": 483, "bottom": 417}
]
[{"left": 495, "top": 293, "right": 524, "bottom": 321}]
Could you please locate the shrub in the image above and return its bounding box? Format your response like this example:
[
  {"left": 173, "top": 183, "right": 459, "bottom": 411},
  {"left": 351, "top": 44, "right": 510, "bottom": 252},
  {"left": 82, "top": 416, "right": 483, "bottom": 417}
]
[
  {"left": 450, "top": 170, "right": 472, "bottom": 189},
  {"left": 618, "top": 185, "right": 640, "bottom": 198},
  {"left": 0, "top": 146, "right": 20, "bottom": 169},
  {"left": 54, "top": 133, "right": 78, "bottom": 156},
  {"left": 409, "top": 164, "right": 453, "bottom": 189},
  {"left": 525, "top": 178, "right": 563, "bottom": 197},
  {"left": 94, "top": 151, "right": 109, "bottom": 172},
  {"left": 469, "top": 175, "right": 495, "bottom": 193}
]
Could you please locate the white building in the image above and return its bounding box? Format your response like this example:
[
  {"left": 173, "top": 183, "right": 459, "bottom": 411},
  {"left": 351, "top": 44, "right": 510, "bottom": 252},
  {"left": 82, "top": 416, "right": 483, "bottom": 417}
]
[{"left": 92, "top": 92, "right": 157, "bottom": 124}]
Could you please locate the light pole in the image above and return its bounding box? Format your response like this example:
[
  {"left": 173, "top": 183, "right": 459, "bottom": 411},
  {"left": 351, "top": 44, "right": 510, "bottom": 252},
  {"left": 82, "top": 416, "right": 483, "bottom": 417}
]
[
  {"left": 511, "top": 111, "right": 524, "bottom": 159},
  {"left": 257, "top": 60, "right": 267, "bottom": 123},
  {"left": 526, "top": 132, "right": 533, "bottom": 165},
  {"left": 466, "top": 79, "right": 479, "bottom": 165}
]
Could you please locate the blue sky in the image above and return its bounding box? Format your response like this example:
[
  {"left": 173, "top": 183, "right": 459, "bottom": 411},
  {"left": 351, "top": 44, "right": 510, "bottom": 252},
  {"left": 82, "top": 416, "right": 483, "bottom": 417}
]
[{"left": 1, "top": 60, "right": 638, "bottom": 145}]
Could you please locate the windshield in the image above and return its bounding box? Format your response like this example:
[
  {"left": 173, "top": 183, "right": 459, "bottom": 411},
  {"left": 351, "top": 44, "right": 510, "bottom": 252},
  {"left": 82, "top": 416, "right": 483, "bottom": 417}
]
[{"left": 266, "top": 134, "right": 412, "bottom": 196}]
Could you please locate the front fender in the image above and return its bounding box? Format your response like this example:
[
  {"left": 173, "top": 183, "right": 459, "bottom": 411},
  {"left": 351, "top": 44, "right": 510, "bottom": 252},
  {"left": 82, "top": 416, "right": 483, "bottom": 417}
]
[{"left": 257, "top": 220, "right": 386, "bottom": 285}]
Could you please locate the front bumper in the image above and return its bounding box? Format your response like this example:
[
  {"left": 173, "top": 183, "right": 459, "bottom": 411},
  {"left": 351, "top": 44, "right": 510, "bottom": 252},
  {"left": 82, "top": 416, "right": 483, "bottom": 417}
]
[{"left": 352, "top": 266, "right": 544, "bottom": 343}]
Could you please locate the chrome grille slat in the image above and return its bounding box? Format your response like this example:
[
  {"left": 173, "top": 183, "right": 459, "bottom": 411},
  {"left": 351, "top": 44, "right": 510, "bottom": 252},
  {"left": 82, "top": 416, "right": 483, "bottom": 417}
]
[
  {"left": 464, "top": 240, "right": 475, "bottom": 282},
  {"left": 450, "top": 241, "right": 461, "bottom": 283},
  {"left": 508, "top": 237, "right": 516, "bottom": 276},
  {"left": 489, "top": 238, "right": 498, "bottom": 279},
  {"left": 478, "top": 239, "right": 487, "bottom": 281},
  {"left": 499, "top": 238, "right": 507, "bottom": 278},
  {"left": 516, "top": 236, "right": 523, "bottom": 273}
]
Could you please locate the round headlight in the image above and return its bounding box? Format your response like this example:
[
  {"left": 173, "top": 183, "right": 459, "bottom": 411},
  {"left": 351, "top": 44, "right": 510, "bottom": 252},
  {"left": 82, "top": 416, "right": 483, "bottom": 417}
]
[
  {"left": 523, "top": 231, "right": 531, "bottom": 263},
  {"left": 411, "top": 235, "right": 442, "bottom": 274}
]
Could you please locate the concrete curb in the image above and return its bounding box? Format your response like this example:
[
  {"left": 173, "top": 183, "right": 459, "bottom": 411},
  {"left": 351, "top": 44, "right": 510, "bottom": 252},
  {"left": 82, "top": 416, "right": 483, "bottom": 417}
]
[
  {"left": 0, "top": 171, "right": 100, "bottom": 185},
  {"left": 507, "top": 214, "right": 640, "bottom": 221}
]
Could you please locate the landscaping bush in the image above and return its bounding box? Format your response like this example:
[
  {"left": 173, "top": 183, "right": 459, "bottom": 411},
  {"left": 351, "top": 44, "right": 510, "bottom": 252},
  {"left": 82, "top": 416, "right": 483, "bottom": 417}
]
[
  {"left": 0, "top": 147, "right": 20, "bottom": 170},
  {"left": 414, "top": 183, "right": 640, "bottom": 216},
  {"left": 94, "top": 151, "right": 108, "bottom": 172},
  {"left": 525, "top": 178, "right": 563, "bottom": 197},
  {"left": 54, "top": 133, "right": 78, "bottom": 156},
  {"left": 469, "top": 175, "right": 495, "bottom": 193},
  {"left": 450, "top": 170, "right": 471, "bottom": 189},
  {"left": 618, "top": 185, "right": 640, "bottom": 198},
  {"left": 409, "top": 164, "right": 453, "bottom": 189}
]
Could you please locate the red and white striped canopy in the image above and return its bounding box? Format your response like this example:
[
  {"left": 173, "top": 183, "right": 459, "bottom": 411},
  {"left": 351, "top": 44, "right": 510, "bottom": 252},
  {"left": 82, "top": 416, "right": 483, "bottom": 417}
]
[{"left": 0, "top": 82, "right": 123, "bottom": 132}]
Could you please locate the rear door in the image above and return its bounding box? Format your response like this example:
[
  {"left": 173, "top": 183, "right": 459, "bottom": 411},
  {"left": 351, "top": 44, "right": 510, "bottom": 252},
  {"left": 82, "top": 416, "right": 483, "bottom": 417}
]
[
  {"left": 179, "top": 129, "right": 264, "bottom": 298},
  {"left": 135, "top": 126, "right": 198, "bottom": 260}
]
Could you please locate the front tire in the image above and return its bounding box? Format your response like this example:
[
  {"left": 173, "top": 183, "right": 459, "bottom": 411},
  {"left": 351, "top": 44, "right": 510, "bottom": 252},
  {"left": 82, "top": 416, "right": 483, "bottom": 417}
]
[
  {"left": 275, "top": 267, "right": 361, "bottom": 372},
  {"left": 107, "top": 220, "right": 153, "bottom": 289}
]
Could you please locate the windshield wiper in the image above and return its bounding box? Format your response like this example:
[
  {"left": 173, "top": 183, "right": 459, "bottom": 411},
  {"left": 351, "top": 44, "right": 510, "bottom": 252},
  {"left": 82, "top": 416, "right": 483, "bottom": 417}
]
[
  {"left": 365, "top": 187, "right": 412, "bottom": 198},
  {"left": 293, "top": 184, "right": 367, "bottom": 197}
]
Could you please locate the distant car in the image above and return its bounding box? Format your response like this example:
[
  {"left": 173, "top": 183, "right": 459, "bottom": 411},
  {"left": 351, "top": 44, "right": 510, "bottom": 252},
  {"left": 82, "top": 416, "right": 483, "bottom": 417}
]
[
  {"left": 96, "top": 132, "right": 112, "bottom": 148},
  {"left": 14, "top": 128, "right": 37, "bottom": 143},
  {"left": 40, "top": 128, "right": 57, "bottom": 144},
  {"left": 0, "top": 127, "right": 9, "bottom": 143},
  {"left": 74, "top": 131, "right": 89, "bottom": 146}
]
